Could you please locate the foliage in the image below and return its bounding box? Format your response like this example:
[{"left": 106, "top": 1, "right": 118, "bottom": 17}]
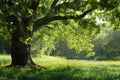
[
  {"left": 31, "top": 19, "right": 97, "bottom": 56},
  {"left": 53, "top": 20, "right": 96, "bottom": 53},
  {"left": 51, "top": 40, "right": 93, "bottom": 59},
  {"left": 1, "top": 55, "right": 120, "bottom": 80},
  {"left": 0, "top": 0, "right": 120, "bottom": 56},
  {"left": 94, "top": 56, "right": 107, "bottom": 60},
  {"left": 111, "top": 56, "right": 120, "bottom": 61},
  {"left": 0, "top": 27, "right": 10, "bottom": 54},
  {"left": 31, "top": 28, "right": 56, "bottom": 56},
  {"left": 51, "top": 26, "right": 120, "bottom": 60},
  {"left": 92, "top": 27, "right": 120, "bottom": 59}
]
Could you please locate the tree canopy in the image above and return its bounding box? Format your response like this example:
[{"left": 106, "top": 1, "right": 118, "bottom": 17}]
[{"left": 0, "top": 0, "right": 120, "bottom": 53}]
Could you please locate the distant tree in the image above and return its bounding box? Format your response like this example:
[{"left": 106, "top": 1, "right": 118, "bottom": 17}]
[
  {"left": 0, "top": 27, "right": 10, "bottom": 54},
  {"left": 93, "top": 28, "right": 120, "bottom": 59},
  {"left": 0, "top": 0, "right": 120, "bottom": 68}
]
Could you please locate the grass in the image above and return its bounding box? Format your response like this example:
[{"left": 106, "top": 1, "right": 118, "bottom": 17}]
[{"left": 0, "top": 55, "right": 120, "bottom": 80}]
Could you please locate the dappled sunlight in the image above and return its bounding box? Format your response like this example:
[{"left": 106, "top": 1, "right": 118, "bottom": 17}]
[
  {"left": 0, "top": 54, "right": 11, "bottom": 66},
  {"left": 0, "top": 0, "right": 120, "bottom": 79},
  {"left": 33, "top": 55, "right": 68, "bottom": 69},
  {"left": 1, "top": 55, "right": 120, "bottom": 80}
]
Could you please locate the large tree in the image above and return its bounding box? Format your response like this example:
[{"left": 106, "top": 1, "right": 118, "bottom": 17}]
[{"left": 0, "top": 0, "right": 120, "bottom": 68}]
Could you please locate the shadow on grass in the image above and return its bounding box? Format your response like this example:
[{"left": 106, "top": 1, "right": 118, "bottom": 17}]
[{"left": 0, "top": 65, "right": 120, "bottom": 80}]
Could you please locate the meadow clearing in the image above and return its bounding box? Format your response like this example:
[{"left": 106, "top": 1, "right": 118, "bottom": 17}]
[{"left": 0, "top": 55, "right": 120, "bottom": 80}]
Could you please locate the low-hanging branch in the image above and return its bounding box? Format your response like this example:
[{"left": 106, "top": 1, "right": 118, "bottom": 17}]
[{"left": 33, "top": 9, "right": 94, "bottom": 31}]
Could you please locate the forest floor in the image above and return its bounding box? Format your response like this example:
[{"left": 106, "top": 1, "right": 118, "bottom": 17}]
[{"left": 0, "top": 55, "right": 120, "bottom": 80}]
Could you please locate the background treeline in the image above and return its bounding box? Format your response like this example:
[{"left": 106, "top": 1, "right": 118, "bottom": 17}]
[
  {"left": 0, "top": 27, "right": 10, "bottom": 54},
  {"left": 51, "top": 27, "right": 120, "bottom": 60},
  {"left": 1, "top": 27, "right": 120, "bottom": 60}
]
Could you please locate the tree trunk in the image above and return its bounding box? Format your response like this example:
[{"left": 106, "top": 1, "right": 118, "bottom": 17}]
[
  {"left": 9, "top": 26, "right": 47, "bottom": 70},
  {"left": 10, "top": 29, "right": 32, "bottom": 66}
]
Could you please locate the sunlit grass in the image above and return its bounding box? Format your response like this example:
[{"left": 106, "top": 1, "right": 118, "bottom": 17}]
[
  {"left": 0, "top": 54, "right": 11, "bottom": 66},
  {"left": 0, "top": 55, "right": 120, "bottom": 80},
  {"left": 33, "top": 55, "right": 68, "bottom": 69}
]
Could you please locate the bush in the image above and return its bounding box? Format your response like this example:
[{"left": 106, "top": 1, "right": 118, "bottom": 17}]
[
  {"left": 111, "top": 56, "right": 120, "bottom": 61},
  {"left": 92, "top": 28, "right": 120, "bottom": 60},
  {"left": 0, "top": 36, "right": 10, "bottom": 54},
  {"left": 94, "top": 56, "right": 107, "bottom": 60}
]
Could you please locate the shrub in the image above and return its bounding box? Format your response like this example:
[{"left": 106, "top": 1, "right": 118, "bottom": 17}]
[{"left": 94, "top": 56, "right": 107, "bottom": 60}]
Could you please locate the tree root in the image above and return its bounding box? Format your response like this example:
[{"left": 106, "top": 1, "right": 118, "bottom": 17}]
[
  {"left": 5, "top": 58, "right": 47, "bottom": 71},
  {"left": 28, "top": 58, "right": 48, "bottom": 70},
  {"left": 28, "top": 62, "right": 47, "bottom": 70},
  {"left": 5, "top": 63, "right": 47, "bottom": 71}
]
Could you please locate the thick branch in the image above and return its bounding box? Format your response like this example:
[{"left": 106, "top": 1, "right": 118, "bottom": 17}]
[
  {"left": 29, "top": 0, "right": 40, "bottom": 12},
  {"left": 33, "top": 9, "right": 94, "bottom": 31},
  {"left": 27, "top": 0, "right": 40, "bottom": 26},
  {"left": 50, "top": 0, "right": 59, "bottom": 9}
]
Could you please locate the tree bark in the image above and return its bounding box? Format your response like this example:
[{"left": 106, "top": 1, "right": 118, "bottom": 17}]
[
  {"left": 10, "top": 29, "right": 31, "bottom": 66},
  {"left": 8, "top": 25, "right": 47, "bottom": 70}
]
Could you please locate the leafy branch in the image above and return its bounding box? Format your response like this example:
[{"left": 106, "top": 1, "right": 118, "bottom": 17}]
[{"left": 33, "top": 9, "right": 94, "bottom": 31}]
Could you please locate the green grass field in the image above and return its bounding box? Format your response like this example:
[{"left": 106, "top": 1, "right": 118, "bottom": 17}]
[{"left": 0, "top": 55, "right": 120, "bottom": 80}]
